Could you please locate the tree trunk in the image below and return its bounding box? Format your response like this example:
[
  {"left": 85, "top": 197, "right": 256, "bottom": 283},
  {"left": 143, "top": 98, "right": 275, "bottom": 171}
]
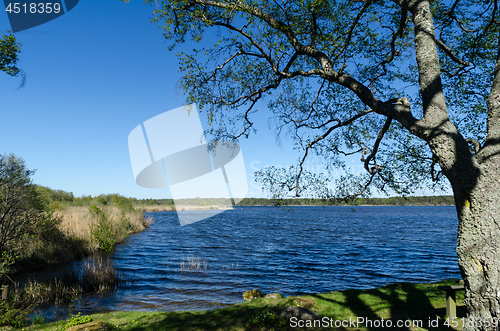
[{"left": 455, "top": 156, "right": 500, "bottom": 331}]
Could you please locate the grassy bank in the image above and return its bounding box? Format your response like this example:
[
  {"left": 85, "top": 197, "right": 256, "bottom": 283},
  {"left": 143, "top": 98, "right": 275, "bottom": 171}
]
[
  {"left": 8, "top": 204, "right": 151, "bottom": 272},
  {"left": 14, "top": 279, "right": 465, "bottom": 331}
]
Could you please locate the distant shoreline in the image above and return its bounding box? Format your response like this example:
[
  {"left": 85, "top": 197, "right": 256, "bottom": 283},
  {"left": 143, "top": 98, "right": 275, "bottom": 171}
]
[
  {"left": 140, "top": 203, "right": 455, "bottom": 212},
  {"left": 138, "top": 196, "right": 455, "bottom": 209}
]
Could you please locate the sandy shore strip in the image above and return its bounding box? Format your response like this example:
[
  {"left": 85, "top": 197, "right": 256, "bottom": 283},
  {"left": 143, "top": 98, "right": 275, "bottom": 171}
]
[{"left": 141, "top": 205, "right": 235, "bottom": 212}]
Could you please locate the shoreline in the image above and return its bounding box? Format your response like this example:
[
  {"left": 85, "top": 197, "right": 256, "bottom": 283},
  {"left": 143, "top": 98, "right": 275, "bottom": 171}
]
[
  {"left": 141, "top": 204, "right": 455, "bottom": 212},
  {"left": 21, "top": 278, "right": 465, "bottom": 331}
]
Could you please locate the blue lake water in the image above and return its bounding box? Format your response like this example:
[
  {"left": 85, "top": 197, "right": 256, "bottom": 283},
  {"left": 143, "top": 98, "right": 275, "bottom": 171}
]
[{"left": 40, "top": 205, "right": 461, "bottom": 318}]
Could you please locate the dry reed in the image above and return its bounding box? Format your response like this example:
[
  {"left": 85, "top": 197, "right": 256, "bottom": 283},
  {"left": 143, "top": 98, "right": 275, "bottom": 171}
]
[
  {"left": 180, "top": 256, "right": 208, "bottom": 273},
  {"left": 9, "top": 257, "right": 127, "bottom": 308},
  {"left": 55, "top": 206, "right": 149, "bottom": 253}
]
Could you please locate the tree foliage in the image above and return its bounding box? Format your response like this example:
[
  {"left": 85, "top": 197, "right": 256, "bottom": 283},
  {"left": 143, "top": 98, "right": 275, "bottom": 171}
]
[
  {"left": 141, "top": 0, "right": 499, "bottom": 200},
  {"left": 0, "top": 154, "right": 45, "bottom": 251},
  {"left": 0, "top": 30, "right": 22, "bottom": 78}
]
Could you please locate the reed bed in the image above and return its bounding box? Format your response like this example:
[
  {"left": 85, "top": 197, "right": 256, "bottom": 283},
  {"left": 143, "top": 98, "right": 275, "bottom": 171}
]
[
  {"left": 141, "top": 205, "right": 176, "bottom": 212},
  {"left": 55, "top": 206, "right": 151, "bottom": 253},
  {"left": 178, "top": 256, "right": 241, "bottom": 273},
  {"left": 80, "top": 257, "right": 128, "bottom": 293},
  {"left": 56, "top": 206, "right": 146, "bottom": 238},
  {"left": 6, "top": 257, "right": 128, "bottom": 308},
  {"left": 180, "top": 256, "right": 208, "bottom": 273},
  {"left": 222, "top": 262, "right": 241, "bottom": 271}
]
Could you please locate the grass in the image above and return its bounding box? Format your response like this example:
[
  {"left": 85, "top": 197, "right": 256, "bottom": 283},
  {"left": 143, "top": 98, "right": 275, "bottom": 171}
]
[
  {"left": 56, "top": 206, "right": 149, "bottom": 253},
  {"left": 0, "top": 258, "right": 131, "bottom": 329},
  {"left": 13, "top": 279, "right": 466, "bottom": 331},
  {"left": 8, "top": 205, "right": 151, "bottom": 274},
  {"left": 1, "top": 257, "right": 128, "bottom": 310}
]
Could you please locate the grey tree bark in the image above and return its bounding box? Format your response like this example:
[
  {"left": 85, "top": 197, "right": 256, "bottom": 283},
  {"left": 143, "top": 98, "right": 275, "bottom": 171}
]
[{"left": 400, "top": 1, "right": 500, "bottom": 329}]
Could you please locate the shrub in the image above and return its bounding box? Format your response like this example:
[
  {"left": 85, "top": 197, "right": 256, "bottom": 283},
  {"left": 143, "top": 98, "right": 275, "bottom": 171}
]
[
  {"left": 0, "top": 299, "right": 31, "bottom": 328},
  {"left": 89, "top": 206, "right": 116, "bottom": 252},
  {"left": 116, "top": 196, "right": 134, "bottom": 212},
  {"left": 0, "top": 251, "right": 16, "bottom": 277},
  {"left": 49, "top": 199, "right": 63, "bottom": 211}
]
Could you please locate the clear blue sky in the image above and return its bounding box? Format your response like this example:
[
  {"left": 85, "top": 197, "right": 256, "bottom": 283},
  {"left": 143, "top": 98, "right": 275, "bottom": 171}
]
[{"left": 0, "top": 1, "right": 448, "bottom": 199}]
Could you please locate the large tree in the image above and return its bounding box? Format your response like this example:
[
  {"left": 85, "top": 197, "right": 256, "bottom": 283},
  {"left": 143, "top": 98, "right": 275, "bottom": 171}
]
[
  {"left": 0, "top": 154, "right": 45, "bottom": 252},
  {"left": 138, "top": 0, "right": 499, "bottom": 328}
]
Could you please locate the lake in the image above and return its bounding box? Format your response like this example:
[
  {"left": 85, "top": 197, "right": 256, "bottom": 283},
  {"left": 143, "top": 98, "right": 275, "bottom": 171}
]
[{"left": 36, "top": 206, "right": 461, "bottom": 319}]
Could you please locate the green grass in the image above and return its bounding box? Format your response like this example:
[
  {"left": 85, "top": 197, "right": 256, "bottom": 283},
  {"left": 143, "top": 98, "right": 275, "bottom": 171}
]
[{"left": 15, "top": 279, "right": 466, "bottom": 331}]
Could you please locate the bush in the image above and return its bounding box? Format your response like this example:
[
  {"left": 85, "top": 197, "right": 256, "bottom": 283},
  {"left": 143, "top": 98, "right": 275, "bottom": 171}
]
[
  {"left": 89, "top": 206, "right": 116, "bottom": 251},
  {"left": 116, "top": 196, "right": 134, "bottom": 212},
  {"left": 0, "top": 251, "right": 16, "bottom": 277},
  {"left": 0, "top": 300, "right": 30, "bottom": 328}
]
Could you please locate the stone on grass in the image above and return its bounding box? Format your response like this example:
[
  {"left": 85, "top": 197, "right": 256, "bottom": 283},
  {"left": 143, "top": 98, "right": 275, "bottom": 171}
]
[
  {"left": 66, "top": 321, "right": 107, "bottom": 331},
  {"left": 242, "top": 289, "right": 263, "bottom": 301},
  {"left": 265, "top": 292, "right": 284, "bottom": 300},
  {"left": 279, "top": 306, "right": 321, "bottom": 321},
  {"left": 291, "top": 296, "right": 316, "bottom": 308}
]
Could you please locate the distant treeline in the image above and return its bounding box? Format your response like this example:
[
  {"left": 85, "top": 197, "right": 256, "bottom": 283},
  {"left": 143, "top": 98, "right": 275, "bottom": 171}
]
[
  {"left": 237, "top": 196, "right": 455, "bottom": 206},
  {"left": 36, "top": 186, "right": 454, "bottom": 207}
]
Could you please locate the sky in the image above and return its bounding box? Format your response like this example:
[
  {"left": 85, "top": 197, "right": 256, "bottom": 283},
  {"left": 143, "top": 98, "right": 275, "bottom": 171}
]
[{"left": 0, "top": 0, "right": 449, "bottom": 200}]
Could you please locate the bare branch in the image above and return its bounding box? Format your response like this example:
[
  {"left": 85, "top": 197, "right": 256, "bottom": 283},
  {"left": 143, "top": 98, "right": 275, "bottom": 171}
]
[
  {"left": 430, "top": 157, "right": 444, "bottom": 182},
  {"left": 435, "top": 37, "right": 471, "bottom": 67},
  {"left": 361, "top": 117, "right": 393, "bottom": 175},
  {"left": 293, "top": 109, "right": 374, "bottom": 195},
  {"left": 369, "top": 8, "right": 407, "bottom": 87},
  {"left": 331, "top": 1, "right": 373, "bottom": 64}
]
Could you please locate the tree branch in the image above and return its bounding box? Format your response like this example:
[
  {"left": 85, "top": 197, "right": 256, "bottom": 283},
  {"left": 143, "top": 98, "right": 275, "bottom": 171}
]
[
  {"left": 294, "top": 109, "right": 373, "bottom": 195},
  {"left": 481, "top": 27, "right": 500, "bottom": 160},
  {"left": 361, "top": 117, "right": 393, "bottom": 175}
]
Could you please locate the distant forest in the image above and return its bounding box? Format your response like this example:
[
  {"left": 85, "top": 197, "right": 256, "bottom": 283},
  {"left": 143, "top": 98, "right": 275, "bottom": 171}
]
[
  {"left": 35, "top": 185, "right": 455, "bottom": 208},
  {"left": 137, "top": 195, "right": 455, "bottom": 207},
  {"left": 237, "top": 196, "right": 455, "bottom": 206}
]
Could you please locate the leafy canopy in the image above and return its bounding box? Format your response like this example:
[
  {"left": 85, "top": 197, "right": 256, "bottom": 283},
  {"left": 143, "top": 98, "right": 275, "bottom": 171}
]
[
  {"left": 0, "top": 31, "right": 22, "bottom": 77},
  {"left": 0, "top": 154, "right": 46, "bottom": 252},
  {"left": 138, "top": 0, "right": 499, "bottom": 199}
]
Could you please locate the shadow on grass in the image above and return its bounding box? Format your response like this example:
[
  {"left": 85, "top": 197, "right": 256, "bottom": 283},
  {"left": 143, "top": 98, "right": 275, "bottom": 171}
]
[
  {"left": 56, "top": 280, "right": 466, "bottom": 331},
  {"left": 105, "top": 305, "right": 296, "bottom": 331},
  {"left": 308, "top": 280, "right": 465, "bottom": 330}
]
